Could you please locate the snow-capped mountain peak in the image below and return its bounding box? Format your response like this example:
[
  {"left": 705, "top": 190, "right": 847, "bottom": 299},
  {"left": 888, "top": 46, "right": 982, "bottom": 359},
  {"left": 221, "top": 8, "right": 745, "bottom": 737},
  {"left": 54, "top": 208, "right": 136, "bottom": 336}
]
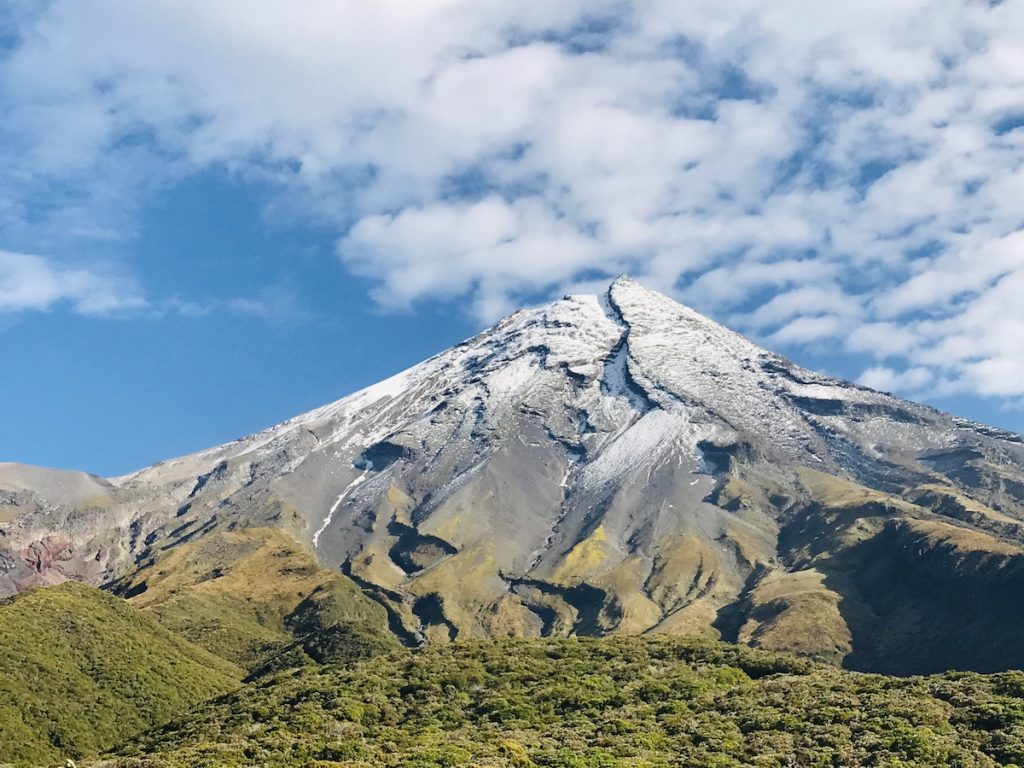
[{"left": 4, "top": 277, "right": 1024, "bottom": 672}]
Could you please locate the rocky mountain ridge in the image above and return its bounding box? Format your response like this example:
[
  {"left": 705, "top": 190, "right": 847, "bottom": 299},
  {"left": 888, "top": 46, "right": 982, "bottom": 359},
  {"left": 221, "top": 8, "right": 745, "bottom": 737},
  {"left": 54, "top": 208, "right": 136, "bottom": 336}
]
[{"left": 3, "top": 276, "right": 1024, "bottom": 673}]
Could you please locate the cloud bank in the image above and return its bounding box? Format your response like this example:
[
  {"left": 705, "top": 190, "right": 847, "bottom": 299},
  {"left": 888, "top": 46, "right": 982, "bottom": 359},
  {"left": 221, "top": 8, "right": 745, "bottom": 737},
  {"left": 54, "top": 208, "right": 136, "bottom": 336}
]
[{"left": 1, "top": 0, "right": 1022, "bottom": 398}]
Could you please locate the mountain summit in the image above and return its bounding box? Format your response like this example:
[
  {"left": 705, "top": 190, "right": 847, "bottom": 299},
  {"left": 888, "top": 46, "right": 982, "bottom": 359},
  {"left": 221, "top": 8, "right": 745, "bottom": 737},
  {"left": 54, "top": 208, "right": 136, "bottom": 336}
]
[{"left": 3, "top": 277, "right": 1024, "bottom": 674}]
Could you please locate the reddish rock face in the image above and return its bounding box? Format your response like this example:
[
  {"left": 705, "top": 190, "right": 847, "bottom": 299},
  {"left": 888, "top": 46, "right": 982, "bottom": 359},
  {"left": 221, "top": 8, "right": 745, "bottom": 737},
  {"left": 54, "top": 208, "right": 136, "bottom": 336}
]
[
  {"left": 0, "top": 535, "right": 103, "bottom": 593},
  {"left": 19, "top": 535, "right": 74, "bottom": 585}
]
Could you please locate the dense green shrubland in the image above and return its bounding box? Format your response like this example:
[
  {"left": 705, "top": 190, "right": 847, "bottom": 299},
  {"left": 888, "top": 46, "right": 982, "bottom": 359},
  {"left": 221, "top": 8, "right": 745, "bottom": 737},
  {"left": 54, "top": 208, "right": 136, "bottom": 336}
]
[
  {"left": 106, "top": 636, "right": 1024, "bottom": 768},
  {"left": 0, "top": 582, "right": 241, "bottom": 766},
  {"left": 9, "top": 583, "right": 1024, "bottom": 768}
]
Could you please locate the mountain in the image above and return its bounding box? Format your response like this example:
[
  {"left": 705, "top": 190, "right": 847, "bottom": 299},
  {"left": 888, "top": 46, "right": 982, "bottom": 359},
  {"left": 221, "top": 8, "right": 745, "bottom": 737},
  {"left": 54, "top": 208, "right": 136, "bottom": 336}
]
[
  {"left": 3, "top": 276, "right": 1024, "bottom": 674},
  {"left": 0, "top": 580, "right": 241, "bottom": 766}
]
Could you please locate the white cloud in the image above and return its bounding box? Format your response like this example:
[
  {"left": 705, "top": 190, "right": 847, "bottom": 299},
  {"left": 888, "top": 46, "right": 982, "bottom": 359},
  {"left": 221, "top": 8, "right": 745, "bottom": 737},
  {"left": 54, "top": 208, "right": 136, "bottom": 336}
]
[
  {"left": 342, "top": 196, "right": 599, "bottom": 316},
  {"left": 0, "top": 251, "right": 144, "bottom": 315},
  {"left": 770, "top": 315, "right": 849, "bottom": 345},
  {"left": 0, "top": 249, "right": 295, "bottom": 323},
  {"left": 1, "top": 0, "right": 1023, "bottom": 401},
  {"left": 858, "top": 365, "right": 935, "bottom": 394},
  {"left": 846, "top": 322, "right": 920, "bottom": 360},
  {"left": 913, "top": 267, "right": 1024, "bottom": 397},
  {"left": 742, "top": 286, "right": 862, "bottom": 332}
]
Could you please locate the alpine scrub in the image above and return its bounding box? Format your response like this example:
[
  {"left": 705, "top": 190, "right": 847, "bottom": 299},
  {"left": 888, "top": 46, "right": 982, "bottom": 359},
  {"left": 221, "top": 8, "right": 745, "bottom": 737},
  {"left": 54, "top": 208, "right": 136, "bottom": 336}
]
[{"left": 108, "top": 636, "right": 1024, "bottom": 768}]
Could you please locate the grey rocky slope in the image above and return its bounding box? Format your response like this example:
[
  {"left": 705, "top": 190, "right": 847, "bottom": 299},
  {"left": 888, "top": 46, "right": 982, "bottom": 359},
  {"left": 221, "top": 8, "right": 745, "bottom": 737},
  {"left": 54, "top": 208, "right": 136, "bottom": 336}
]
[{"left": 4, "top": 277, "right": 1024, "bottom": 673}]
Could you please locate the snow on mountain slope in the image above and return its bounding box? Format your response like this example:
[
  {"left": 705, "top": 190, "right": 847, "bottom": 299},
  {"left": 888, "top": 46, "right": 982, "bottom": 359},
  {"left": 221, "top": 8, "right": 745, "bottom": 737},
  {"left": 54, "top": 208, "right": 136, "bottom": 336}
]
[{"left": 4, "top": 277, "right": 1024, "bottom": 672}]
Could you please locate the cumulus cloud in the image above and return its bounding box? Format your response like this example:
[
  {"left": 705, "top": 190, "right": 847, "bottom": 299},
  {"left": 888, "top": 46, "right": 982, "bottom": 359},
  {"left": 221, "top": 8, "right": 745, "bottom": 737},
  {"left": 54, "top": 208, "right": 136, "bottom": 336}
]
[
  {"left": 0, "top": 0, "right": 1023, "bottom": 398},
  {"left": 858, "top": 365, "right": 936, "bottom": 395},
  {"left": 0, "top": 250, "right": 144, "bottom": 315},
  {"left": 342, "top": 196, "right": 600, "bottom": 318}
]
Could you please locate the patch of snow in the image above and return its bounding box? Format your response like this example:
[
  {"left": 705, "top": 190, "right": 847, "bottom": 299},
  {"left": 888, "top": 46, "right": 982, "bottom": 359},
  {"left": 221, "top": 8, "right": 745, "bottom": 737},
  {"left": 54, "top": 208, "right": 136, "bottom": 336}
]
[
  {"left": 312, "top": 464, "right": 373, "bottom": 548},
  {"left": 579, "top": 409, "right": 700, "bottom": 489},
  {"left": 601, "top": 340, "right": 648, "bottom": 413},
  {"left": 782, "top": 381, "right": 886, "bottom": 406},
  {"left": 484, "top": 355, "right": 537, "bottom": 399}
]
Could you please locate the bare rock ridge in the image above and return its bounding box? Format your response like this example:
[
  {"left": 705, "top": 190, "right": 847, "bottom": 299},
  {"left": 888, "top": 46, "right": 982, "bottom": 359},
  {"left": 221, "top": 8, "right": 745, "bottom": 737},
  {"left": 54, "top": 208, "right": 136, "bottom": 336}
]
[{"left": 3, "top": 276, "right": 1024, "bottom": 674}]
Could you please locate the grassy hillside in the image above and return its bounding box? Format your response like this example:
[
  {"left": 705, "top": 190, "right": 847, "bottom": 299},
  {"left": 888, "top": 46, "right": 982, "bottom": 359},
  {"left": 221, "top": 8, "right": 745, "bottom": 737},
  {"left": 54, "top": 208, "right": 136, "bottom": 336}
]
[
  {"left": 113, "top": 527, "right": 397, "bottom": 671},
  {"left": 104, "top": 636, "right": 1024, "bottom": 768},
  {"left": 0, "top": 581, "right": 242, "bottom": 767}
]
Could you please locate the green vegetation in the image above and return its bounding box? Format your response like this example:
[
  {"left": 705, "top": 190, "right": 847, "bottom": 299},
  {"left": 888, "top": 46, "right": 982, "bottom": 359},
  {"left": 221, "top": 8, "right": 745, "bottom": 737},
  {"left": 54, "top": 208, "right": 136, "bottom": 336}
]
[
  {"left": 0, "top": 527, "right": 396, "bottom": 767},
  {"left": 114, "top": 527, "right": 397, "bottom": 671},
  {"left": 10, "top": 582, "right": 1024, "bottom": 768},
  {"left": 10, "top": 526, "right": 1024, "bottom": 768},
  {"left": 0, "top": 581, "right": 242, "bottom": 767},
  {"left": 104, "top": 635, "right": 1024, "bottom": 768}
]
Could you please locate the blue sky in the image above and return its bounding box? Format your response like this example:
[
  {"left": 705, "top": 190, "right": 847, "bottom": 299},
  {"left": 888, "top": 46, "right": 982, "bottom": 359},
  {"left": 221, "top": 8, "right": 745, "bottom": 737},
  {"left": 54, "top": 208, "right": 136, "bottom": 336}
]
[
  {"left": 1, "top": 170, "right": 478, "bottom": 473},
  {"left": 1, "top": 1, "right": 1022, "bottom": 475}
]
